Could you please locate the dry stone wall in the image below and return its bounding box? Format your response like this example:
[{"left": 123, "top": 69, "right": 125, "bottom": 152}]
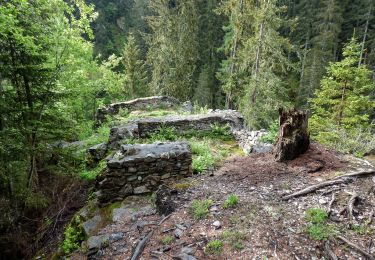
[
  {"left": 96, "top": 142, "right": 192, "bottom": 205},
  {"left": 108, "top": 110, "right": 244, "bottom": 148},
  {"left": 95, "top": 96, "right": 181, "bottom": 127}
]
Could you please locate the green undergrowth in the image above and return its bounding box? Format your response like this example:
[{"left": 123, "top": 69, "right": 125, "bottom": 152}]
[
  {"left": 61, "top": 215, "right": 86, "bottom": 255},
  {"left": 190, "top": 199, "right": 213, "bottom": 220},
  {"left": 205, "top": 239, "right": 224, "bottom": 255},
  {"left": 223, "top": 194, "right": 239, "bottom": 209},
  {"left": 304, "top": 208, "right": 338, "bottom": 241},
  {"left": 221, "top": 229, "right": 246, "bottom": 250},
  {"left": 79, "top": 160, "right": 107, "bottom": 180}
]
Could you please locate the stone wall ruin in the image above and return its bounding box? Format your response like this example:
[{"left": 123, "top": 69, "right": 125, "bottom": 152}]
[{"left": 96, "top": 142, "right": 192, "bottom": 205}]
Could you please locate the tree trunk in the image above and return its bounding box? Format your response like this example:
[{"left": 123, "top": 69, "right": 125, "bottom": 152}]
[{"left": 274, "top": 108, "right": 310, "bottom": 161}]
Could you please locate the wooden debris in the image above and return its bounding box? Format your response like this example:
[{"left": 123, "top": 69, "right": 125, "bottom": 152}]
[
  {"left": 131, "top": 231, "right": 154, "bottom": 260},
  {"left": 334, "top": 169, "right": 375, "bottom": 179},
  {"left": 347, "top": 191, "right": 359, "bottom": 221},
  {"left": 337, "top": 236, "right": 375, "bottom": 260},
  {"left": 282, "top": 179, "right": 352, "bottom": 200},
  {"left": 327, "top": 193, "right": 336, "bottom": 216}
]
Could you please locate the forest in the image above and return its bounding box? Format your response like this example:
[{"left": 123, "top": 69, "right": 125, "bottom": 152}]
[{"left": 0, "top": 0, "right": 374, "bottom": 258}]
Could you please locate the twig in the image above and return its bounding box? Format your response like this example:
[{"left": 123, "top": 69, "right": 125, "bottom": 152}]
[
  {"left": 158, "top": 214, "right": 171, "bottom": 225},
  {"left": 347, "top": 191, "right": 359, "bottom": 221},
  {"left": 282, "top": 179, "right": 352, "bottom": 200},
  {"left": 324, "top": 241, "right": 338, "bottom": 260},
  {"left": 352, "top": 157, "right": 374, "bottom": 168},
  {"left": 131, "top": 231, "right": 154, "bottom": 260},
  {"left": 337, "top": 236, "right": 375, "bottom": 260},
  {"left": 327, "top": 193, "right": 336, "bottom": 216}
]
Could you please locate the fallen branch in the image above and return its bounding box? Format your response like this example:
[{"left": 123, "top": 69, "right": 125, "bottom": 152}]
[
  {"left": 130, "top": 214, "right": 172, "bottom": 260},
  {"left": 131, "top": 231, "right": 154, "bottom": 260},
  {"left": 334, "top": 169, "right": 375, "bottom": 179},
  {"left": 324, "top": 241, "right": 338, "bottom": 260},
  {"left": 337, "top": 236, "right": 375, "bottom": 260},
  {"left": 282, "top": 169, "right": 375, "bottom": 200},
  {"left": 282, "top": 179, "right": 352, "bottom": 200}
]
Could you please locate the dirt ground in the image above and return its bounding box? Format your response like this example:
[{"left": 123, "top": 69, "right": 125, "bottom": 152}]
[{"left": 72, "top": 143, "right": 375, "bottom": 260}]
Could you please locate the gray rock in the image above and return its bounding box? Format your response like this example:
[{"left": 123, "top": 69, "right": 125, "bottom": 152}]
[
  {"left": 252, "top": 143, "right": 273, "bottom": 154},
  {"left": 181, "top": 247, "right": 194, "bottom": 255},
  {"left": 82, "top": 215, "right": 102, "bottom": 236},
  {"left": 173, "top": 253, "right": 197, "bottom": 260},
  {"left": 212, "top": 220, "right": 221, "bottom": 229},
  {"left": 112, "top": 207, "right": 133, "bottom": 222},
  {"left": 86, "top": 143, "right": 108, "bottom": 167},
  {"left": 87, "top": 234, "right": 109, "bottom": 250},
  {"left": 174, "top": 228, "right": 184, "bottom": 239},
  {"left": 133, "top": 185, "right": 150, "bottom": 194}
]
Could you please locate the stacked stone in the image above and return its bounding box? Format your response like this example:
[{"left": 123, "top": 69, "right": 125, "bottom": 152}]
[
  {"left": 108, "top": 110, "right": 244, "bottom": 148},
  {"left": 96, "top": 142, "right": 192, "bottom": 205},
  {"left": 95, "top": 96, "right": 181, "bottom": 127}
]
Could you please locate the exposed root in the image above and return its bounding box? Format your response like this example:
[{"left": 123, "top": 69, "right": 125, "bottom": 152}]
[
  {"left": 334, "top": 169, "right": 375, "bottom": 179},
  {"left": 337, "top": 236, "right": 375, "bottom": 260},
  {"left": 327, "top": 193, "right": 336, "bottom": 216}
]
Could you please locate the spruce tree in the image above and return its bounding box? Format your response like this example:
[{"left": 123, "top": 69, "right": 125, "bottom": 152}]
[
  {"left": 146, "top": 0, "right": 199, "bottom": 100},
  {"left": 122, "top": 33, "right": 149, "bottom": 98},
  {"left": 310, "top": 37, "right": 374, "bottom": 141}
]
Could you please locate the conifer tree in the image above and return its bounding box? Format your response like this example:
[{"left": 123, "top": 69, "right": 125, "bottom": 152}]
[
  {"left": 310, "top": 37, "right": 374, "bottom": 138},
  {"left": 146, "top": 0, "right": 199, "bottom": 100},
  {"left": 122, "top": 33, "right": 148, "bottom": 98}
]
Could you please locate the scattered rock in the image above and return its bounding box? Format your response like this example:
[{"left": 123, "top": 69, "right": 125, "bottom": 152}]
[
  {"left": 212, "top": 220, "right": 221, "bottom": 229},
  {"left": 174, "top": 228, "right": 184, "bottom": 239}
]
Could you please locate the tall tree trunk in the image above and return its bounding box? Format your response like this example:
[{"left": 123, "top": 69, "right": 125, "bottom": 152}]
[
  {"left": 359, "top": 5, "right": 372, "bottom": 67},
  {"left": 251, "top": 21, "right": 265, "bottom": 104}
]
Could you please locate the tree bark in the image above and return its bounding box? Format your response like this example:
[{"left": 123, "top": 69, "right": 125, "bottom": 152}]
[{"left": 274, "top": 108, "right": 310, "bottom": 161}]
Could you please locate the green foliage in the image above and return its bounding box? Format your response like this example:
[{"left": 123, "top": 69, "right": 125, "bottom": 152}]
[
  {"left": 221, "top": 229, "right": 245, "bottom": 250},
  {"left": 25, "top": 192, "right": 50, "bottom": 210},
  {"left": 259, "top": 120, "right": 279, "bottom": 144},
  {"left": 122, "top": 33, "right": 149, "bottom": 98},
  {"left": 310, "top": 38, "right": 375, "bottom": 156},
  {"left": 162, "top": 235, "right": 174, "bottom": 245},
  {"left": 80, "top": 160, "right": 106, "bottom": 181},
  {"left": 350, "top": 223, "right": 373, "bottom": 235},
  {"left": 61, "top": 215, "right": 85, "bottom": 255},
  {"left": 205, "top": 239, "right": 223, "bottom": 255},
  {"left": 210, "top": 123, "right": 233, "bottom": 141},
  {"left": 190, "top": 140, "right": 216, "bottom": 174},
  {"left": 148, "top": 127, "right": 178, "bottom": 143},
  {"left": 190, "top": 199, "right": 213, "bottom": 220},
  {"left": 223, "top": 194, "right": 239, "bottom": 209},
  {"left": 304, "top": 208, "right": 337, "bottom": 241}
]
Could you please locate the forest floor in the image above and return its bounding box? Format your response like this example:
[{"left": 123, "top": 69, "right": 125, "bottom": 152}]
[{"left": 71, "top": 143, "right": 375, "bottom": 260}]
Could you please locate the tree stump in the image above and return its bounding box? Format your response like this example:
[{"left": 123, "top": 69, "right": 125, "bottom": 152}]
[{"left": 274, "top": 108, "right": 310, "bottom": 161}]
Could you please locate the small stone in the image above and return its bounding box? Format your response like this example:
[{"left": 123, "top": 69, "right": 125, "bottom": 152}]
[
  {"left": 174, "top": 228, "right": 184, "bottom": 238},
  {"left": 212, "top": 220, "right": 221, "bottom": 229},
  {"left": 128, "top": 167, "right": 137, "bottom": 173},
  {"left": 210, "top": 206, "right": 218, "bottom": 212},
  {"left": 319, "top": 198, "right": 327, "bottom": 204},
  {"left": 181, "top": 247, "right": 194, "bottom": 255},
  {"left": 137, "top": 176, "right": 142, "bottom": 181},
  {"left": 134, "top": 185, "right": 150, "bottom": 194},
  {"left": 82, "top": 215, "right": 102, "bottom": 236}
]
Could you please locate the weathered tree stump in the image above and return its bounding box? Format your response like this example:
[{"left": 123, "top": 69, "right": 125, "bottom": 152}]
[{"left": 274, "top": 108, "right": 310, "bottom": 161}]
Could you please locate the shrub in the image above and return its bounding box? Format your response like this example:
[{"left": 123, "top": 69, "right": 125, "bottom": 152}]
[
  {"left": 190, "top": 140, "right": 215, "bottom": 174},
  {"left": 210, "top": 123, "right": 233, "bottom": 141},
  {"left": 61, "top": 215, "right": 85, "bottom": 255},
  {"left": 305, "top": 208, "right": 328, "bottom": 224},
  {"left": 223, "top": 194, "right": 239, "bottom": 209},
  {"left": 190, "top": 199, "right": 213, "bottom": 220},
  {"left": 205, "top": 240, "right": 223, "bottom": 255},
  {"left": 259, "top": 120, "right": 279, "bottom": 144},
  {"left": 80, "top": 160, "right": 106, "bottom": 181}
]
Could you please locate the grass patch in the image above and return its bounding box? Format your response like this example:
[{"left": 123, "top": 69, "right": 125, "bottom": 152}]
[
  {"left": 162, "top": 235, "right": 174, "bottom": 245},
  {"left": 223, "top": 194, "right": 239, "bottom": 209},
  {"left": 221, "top": 229, "right": 245, "bottom": 250},
  {"left": 305, "top": 208, "right": 337, "bottom": 241},
  {"left": 350, "top": 223, "right": 374, "bottom": 235},
  {"left": 205, "top": 239, "right": 223, "bottom": 255},
  {"left": 190, "top": 199, "right": 213, "bottom": 220}
]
